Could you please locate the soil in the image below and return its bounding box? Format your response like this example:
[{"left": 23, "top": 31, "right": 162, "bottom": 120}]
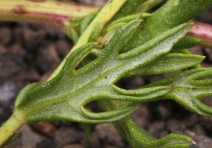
[{"left": 0, "top": 1, "right": 212, "bottom": 148}]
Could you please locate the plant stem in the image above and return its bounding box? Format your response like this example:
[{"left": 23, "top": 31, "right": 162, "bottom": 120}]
[
  {"left": 0, "top": 0, "right": 99, "bottom": 38},
  {"left": 187, "top": 21, "right": 212, "bottom": 48},
  {"left": 48, "top": 0, "right": 128, "bottom": 80},
  {"left": 0, "top": 110, "right": 25, "bottom": 147}
]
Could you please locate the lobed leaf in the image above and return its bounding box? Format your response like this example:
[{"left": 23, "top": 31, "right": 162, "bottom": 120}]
[
  {"left": 127, "top": 53, "right": 204, "bottom": 76},
  {"left": 114, "top": 117, "right": 192, "bottom": 148},
  {"left": 14, "top": 19, "right": 192, "bottom": 125},
  {"left": 1, "top": 1, "right": 212, "bottom": 147},
  {"left": 145, "top": 68, "right": 212, "bottom": 116}
]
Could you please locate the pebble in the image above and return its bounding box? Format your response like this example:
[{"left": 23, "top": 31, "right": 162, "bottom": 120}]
[
  {"left": 0, "top": 27, "right": 12, "bottom": 45},
  {"left": 183, "top": 114, "right": 198, "bottom": 127},
  {"left": 189, "top": 46, "right": 205, "bottom": 56},
  {"left": 0, "top": 45, "right": 6, "bottom": 55},
  {"left": 200, "top": 116, "right": 212, "bottom": 132},
  {"left": 54, "top": 127, "right": 83, "bottom": 148},
  {"left": 36, "top": 44, "right": 60, "bottom": 74},
  {"left": 204, "top": 48, "right": 212, "bottom": 62},
  {"left": 192, "top": 124, "right": 205, "bottom": 135},
  {"left": 131, "top": 104, "right": 151, "bottom": 128},
  {"left": 185, "top": 130, "right": 212, "bottom": 148},
  {"left": 55, "top": 39, "right": 72, "bottom": 58},
  {"left": 93, "top": 123, "right": 125, "bottom": 148},
  {"left": 147, "top": 121, "right": 165, "bottom": 138},
  {"left": 166, "top": 119, "right": 185, "bottom": 134},
  {"left": 156, "top": 104, "right": 171, "bottom": 120},
  {"left": 0, "top": 81, "right": 16, "bottom": 101},
  {"left": 0, "top": 54, "right": 22, "bottom": 79},
  {"left": 31, "top": 121, "right": 57, "bottom": 138},
  {"left": 22, "top": 27, "right": 46, "bottom": 50}
]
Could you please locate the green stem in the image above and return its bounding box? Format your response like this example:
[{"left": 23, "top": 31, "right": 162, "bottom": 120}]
[
  {"left": 48, "top": 0, "right": 128, "bottom": 80},
  {"left": 0, "top": 110, "right": 25, "bottom": 147},
  {"left": 69, "top": 0, "right": 127, "bottom": 51}
]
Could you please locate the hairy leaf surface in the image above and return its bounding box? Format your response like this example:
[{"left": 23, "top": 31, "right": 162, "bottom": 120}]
[{"left": 15, "top": 21, "right": 192, "bottom": 124}]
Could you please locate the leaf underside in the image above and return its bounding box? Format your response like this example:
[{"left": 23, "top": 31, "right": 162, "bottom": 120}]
[
  {"left": 16, "top": 22, "right": 196, "bottom": 123},
  {"left": 12, "top": 0, "right": 212, "bottom": 148}
]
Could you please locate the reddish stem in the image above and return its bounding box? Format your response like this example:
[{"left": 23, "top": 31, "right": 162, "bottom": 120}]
[
  {"left": 0, "top": 1, "right": 211, "bottom": 48},
  {"left": 187, "top": 21, "right": 212, "bottom": 48},
  {"left": 0, "top": 0, "right": 99, "bottom": 38}
]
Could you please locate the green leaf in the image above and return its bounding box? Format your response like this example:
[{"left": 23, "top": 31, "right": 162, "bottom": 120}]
[
  {"left": 112, "top": 0, "right": 148, "bottom": 20},
  {"left": 123, "top": 0, "right": 212, "bottom": 50},
  {"left": 173, "top": 36, "right": 200, "bottom": 49},
  {"left": 127, "top": 53, "right": 204, "bottom": 76},
  {"left": 135, "top": 0, "right": 164, "bottom": 13},
  {"left": 14, "top": 20, "right": 192, "bottom": 124},
  {"left": 80, "top": 11, "right": 98, "bottom": 35},
  {"left": 69, "top": 27, "right": 79, "bottom": 43},
  {"left": 97, "top": 12, "right": 150, "bottom": 47},
  {"left": 1, "top": 1, "right": 212, "bottom": 147},
  {"left": 15, "top": 21, "right": 142, "bottom": 123},
  {"left": 114, "top": 117, "right": 192, "bottom": 148},
  {"left": 15, "top": 83, "right": 40, "bottom": 107},
  {"left": 145, "top": 68, "right": 212, "bottom": 116}
]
